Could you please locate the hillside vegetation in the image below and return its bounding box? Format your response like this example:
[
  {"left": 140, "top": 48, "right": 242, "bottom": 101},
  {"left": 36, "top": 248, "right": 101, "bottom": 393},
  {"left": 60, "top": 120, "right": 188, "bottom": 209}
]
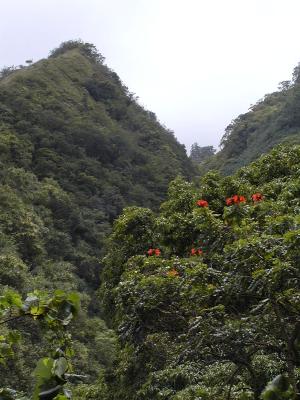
[
  {"left": 0, "top": 40, "right": 193, "bottom": 285},
  {"left": 0, "top": 41, "right": 299, "bottom": 400},
  {"left": 0, "top": 41, "right": 193, "bottom": 396},
  {"left": 95, "top": 144, "right": 300, "bottom": 400},
  {"left": 203, "top": 66, "right": 300, "bottom": 174}
]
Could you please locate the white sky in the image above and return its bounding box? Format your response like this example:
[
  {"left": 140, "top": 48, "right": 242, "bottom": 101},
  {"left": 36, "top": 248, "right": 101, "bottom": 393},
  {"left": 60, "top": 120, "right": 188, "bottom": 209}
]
[{"left": 1, "top": 0, "right": 300, "bottom": 151}]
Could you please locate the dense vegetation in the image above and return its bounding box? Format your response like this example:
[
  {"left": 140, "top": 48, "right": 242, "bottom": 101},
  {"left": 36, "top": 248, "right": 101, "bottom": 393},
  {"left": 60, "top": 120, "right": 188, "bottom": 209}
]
[
  {"left": 93, "top": 145, "right": 300, "bottom": 400},
  {"left": 189, "top": 143, "right": 216, "bottom": 164},
  {"left": 0, "top": 289, "right": 80, "bottom": 399},
  {"left": 203, "top": 66, "right": 300, "bottom": 174},
  {"left": 0, "top": 40, "right": 193, "bottom": 285},
  {"left": 0, "top": 41, "right": 193, "bottom": 397},
  {"left": 1, "top": 41, "right": 299, "bottom": 399}
]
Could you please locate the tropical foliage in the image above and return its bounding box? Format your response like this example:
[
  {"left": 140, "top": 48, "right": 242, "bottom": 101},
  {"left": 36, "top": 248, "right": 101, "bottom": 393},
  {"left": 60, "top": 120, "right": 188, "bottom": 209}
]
[
  {"left": 0, "top": 289, "right": 79, "bottom": 399},
  {"left": 98, "top": 145, "right": 300, "bottom": 400},
  {"left": 0, "top": 41, "right": 192, "bottom": 395},
  {"left": 1, "top": 41, "right": 300, "bottom": 400},
  {"left": 0, "top": 40, "right": 193, "bottom": 285}
]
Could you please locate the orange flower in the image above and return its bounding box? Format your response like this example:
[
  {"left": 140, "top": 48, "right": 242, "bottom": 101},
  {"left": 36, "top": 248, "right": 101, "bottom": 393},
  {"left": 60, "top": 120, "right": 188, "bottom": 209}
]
[
  {"left": 226, "top": 195, "right": 246, "bottom": 205},
  {"left": 251, "top": 193, "right": 263, "bottom": 202},
  {"left": 196, "top": 199, "right": 208, "bottom": 207},
  {"left": 147, "top": 248, "right": 161, "bottom": 256},
  {"left": 191, "top": 248, "right": 203, "bottom": 256},
  {"left": 232, "top": 195, "right": 239, "bottom": 204},
  {"left": 154, "top": 248, "right": 161, "bottom": 256},
  {"left": 167, "top": 268, "right": 179, "bottom": 277},
  {"left": 191, "top": 248, "right": 197, "bottom": 255}
]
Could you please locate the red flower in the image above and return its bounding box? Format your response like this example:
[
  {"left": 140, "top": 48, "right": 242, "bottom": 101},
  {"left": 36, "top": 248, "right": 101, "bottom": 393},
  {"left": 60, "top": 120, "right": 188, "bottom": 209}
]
[
  {"left": 147, "top": 248, "right": 161, "bottom": 256},
  {"left": 232, "top": 195, "right": 239, "bottom": 204},
  {"left": 226, "top": 195, "right": 247, "bottom": 205},
  {"left": 251, "top": 193, "right": 263, "bottom": 202},
  {"left": 196, "top": 199, "right": 208, "bottom": 207},
  {"left": 154, "top": 248, "right": 161, "bottom": 256},
  {"left": 191, "top": 248, "right": 203, "bottom": 256}
]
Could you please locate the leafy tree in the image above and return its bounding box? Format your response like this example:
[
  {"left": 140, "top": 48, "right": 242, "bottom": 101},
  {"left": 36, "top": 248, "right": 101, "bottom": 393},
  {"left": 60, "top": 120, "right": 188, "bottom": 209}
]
[{"left": 100, "top": 144, "right": 300, "bottom": 400}]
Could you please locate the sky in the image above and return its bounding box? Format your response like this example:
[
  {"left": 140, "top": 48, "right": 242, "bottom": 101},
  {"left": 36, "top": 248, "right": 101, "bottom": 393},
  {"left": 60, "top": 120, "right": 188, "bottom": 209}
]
[{"left": 1, "top": 0, "right": 300, "bottom": 152}]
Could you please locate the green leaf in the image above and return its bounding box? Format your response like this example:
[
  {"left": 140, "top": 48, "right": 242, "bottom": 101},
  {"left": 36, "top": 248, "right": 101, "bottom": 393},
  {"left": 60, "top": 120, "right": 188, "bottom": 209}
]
[
  {"left": 33, "top": 358, "right": 54, "bottom": 400},
  {"left": 34, "top": 357, "right": 54, "bottom": 380},
  {"left": 67, "top": 292, "right": 80, "bottom": 315},
  {"left": 52, "top": 357, "right": 68, "bottom": 380},
  {"left": 21, "top": 295, "right": 39, "bottom": 313},
  {"left": 53, "top": 395, "right": 68, "bottom": 400}
]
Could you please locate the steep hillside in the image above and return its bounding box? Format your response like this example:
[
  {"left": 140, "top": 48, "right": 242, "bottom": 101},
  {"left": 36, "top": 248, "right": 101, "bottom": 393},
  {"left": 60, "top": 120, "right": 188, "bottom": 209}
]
[
  {"left": 203, "top": 64, "right": 300, "bottom": 174},
  {"left": 0, "top": 41, "right": 194, "bottom": 393},
  {"left": 0, "top": 40, "right": 194, "bottom": 285}
]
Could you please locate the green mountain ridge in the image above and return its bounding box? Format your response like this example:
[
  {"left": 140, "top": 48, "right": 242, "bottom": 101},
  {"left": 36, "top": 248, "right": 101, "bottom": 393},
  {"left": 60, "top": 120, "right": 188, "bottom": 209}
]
[
  {"left": 0, "top": 41, "right": 194, "bottom": 283},
  {"left": 202, "top": 65, "right": 300, "bottom": 174},
  {"left": 0, "top": 41, "right": 193, "bottom": 393}
]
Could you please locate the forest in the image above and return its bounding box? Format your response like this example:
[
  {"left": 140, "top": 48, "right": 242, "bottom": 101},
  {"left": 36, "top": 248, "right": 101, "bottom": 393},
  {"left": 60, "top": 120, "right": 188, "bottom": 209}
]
[
  {"left": 200, "top": 64, "right": 300, "bottom": 175},
  {"left": 0, "top": 41, "right": 299, "bottom": 399}
]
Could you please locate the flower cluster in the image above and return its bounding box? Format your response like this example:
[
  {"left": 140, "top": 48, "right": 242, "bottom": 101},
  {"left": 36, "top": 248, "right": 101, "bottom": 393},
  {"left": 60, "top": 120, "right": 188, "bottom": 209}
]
[
  {"left": 147, "top": 248, "right": 161, "bottom": 256},
  {"left": 226, "top": 193, "right": 264, "bottom": 205},
  {"left": 226, "top": 195, "right": 246, "bottom": 206},
  {"left": 191, "top": 248, "right": 203, "bottom": 256},
  {"left": 196, "top": 199, "right": 208, "bottom": 207},
  {"left": 251, "top": 192, "right": 263, "bottom": 202}
]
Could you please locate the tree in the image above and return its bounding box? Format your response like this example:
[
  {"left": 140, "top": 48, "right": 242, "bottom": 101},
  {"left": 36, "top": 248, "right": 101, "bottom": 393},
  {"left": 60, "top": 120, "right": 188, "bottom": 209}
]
[
  {"left": 100, "top": 144, "right": 300, "bottom": 400},
  {"left": 190, "top": 143, "right": 216, "bottom": 164},
  {"left": 0, "top": 289, "right": 80, "bottom": 399}
]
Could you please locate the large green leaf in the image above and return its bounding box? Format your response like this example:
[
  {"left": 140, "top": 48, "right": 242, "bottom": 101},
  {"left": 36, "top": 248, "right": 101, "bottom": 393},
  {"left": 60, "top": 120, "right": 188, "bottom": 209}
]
[{"left": 52, "top": 357, "right": 68, "bottom": 381}]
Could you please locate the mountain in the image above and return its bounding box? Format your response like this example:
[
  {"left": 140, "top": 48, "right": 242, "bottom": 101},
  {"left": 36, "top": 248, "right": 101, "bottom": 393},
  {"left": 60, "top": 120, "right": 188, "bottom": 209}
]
[
  {"left": 2, "top": 41, "right": 299, "bottom": 399},
  {"left": 0, "top": 41, "right": 194, "bottom": 392},
  {"left": 202, "top": 64, "right": 300, "bottom": 174},
  {"left": 0, "top": 40, "right": 194, "bottom": 285}
]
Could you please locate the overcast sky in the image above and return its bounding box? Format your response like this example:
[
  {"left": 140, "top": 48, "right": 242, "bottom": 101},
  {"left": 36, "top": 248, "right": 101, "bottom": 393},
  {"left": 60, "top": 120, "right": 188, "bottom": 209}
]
[{"left": 1, "top": 0, "right": 300, "bottom": 151}]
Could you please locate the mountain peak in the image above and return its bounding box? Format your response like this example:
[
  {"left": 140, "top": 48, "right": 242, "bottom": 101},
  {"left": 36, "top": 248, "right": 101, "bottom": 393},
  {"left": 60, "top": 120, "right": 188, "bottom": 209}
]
[{"left": 0, "top": 41, "right": 194, "bottom": 280}]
